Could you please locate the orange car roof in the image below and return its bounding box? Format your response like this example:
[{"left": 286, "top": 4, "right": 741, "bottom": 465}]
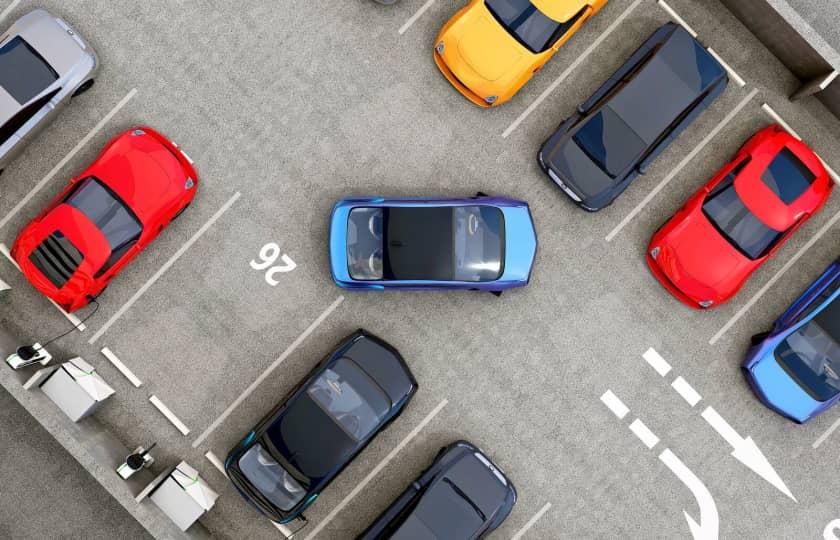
[{"left": 532, "top": 0, "right": 590, "bottom": 22}]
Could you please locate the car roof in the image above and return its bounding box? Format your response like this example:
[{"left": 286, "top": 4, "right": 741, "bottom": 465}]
[{"left": 609, "top": 25, "right": 725, "bottom": 144}]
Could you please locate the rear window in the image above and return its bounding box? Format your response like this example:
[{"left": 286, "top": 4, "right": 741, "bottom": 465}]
[
  {"left": 0, "top": 37, "right": 58, "bottom": 104},
  {"left": 761, "top": 148, "right": 816, "bottom": 204},
  {"left": 573, "top": 106, "right": 647, "bottom": 180},
  {"left": 28, "top": 231, "right": 83, "bottom": 289}
]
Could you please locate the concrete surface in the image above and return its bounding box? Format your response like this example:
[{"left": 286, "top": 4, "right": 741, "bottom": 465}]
[{"left": 0, "top": 0, "right": 839, "bottom": 539}]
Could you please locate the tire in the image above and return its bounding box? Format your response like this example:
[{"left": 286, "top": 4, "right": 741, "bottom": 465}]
[
  {"left": 750, "top": 332, "right": 770, "bottom": 346},
  {"left": 72, "top": 79, "right": 95, "bottom": 98}
]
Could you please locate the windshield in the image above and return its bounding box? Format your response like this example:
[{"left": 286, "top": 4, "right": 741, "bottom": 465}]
[
  {"left": 347, "top": 206, "right": 504, "bottom": 282},
  {"left": 238, "top": 443, "right": 306, "bottom": 512},
  {"left": 573, "top": 106, "right": 647, "bottom": 180},
  {"left": 0, "top": 37, "right": 59, "bottom": 104},
  {"left": 775, "top": 299, "right": 840, "bottom": 402},
  {"left": 484, "top": 0, "right": 575, "bottom": 54},
  {"left": 702, "top": 180, "right": 784, "bottom": 260},
  {"left": 65, "top": 177, "right": 142, "bottom": 273},
  {"left": 306, "top": 358, "right": 390, "bottom": 442},
  {"left": 761, "top": 148, "right": 816, "bottom": 204}
]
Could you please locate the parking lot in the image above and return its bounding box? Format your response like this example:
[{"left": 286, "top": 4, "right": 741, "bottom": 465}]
[{"left": 1, "top": 0, "right": 840, "bottom": 538}]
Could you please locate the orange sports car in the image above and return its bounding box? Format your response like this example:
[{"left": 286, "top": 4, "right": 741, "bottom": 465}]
[{"left": 434, "top": 0, "right": 607, "bottom": 107}]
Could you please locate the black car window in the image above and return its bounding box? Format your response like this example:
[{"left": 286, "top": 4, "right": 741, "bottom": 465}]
[
  {"left": 237, "top": 443, "right": 307, "bottom": 512},
  {"left": 28, "top": 231, "right": 83, "bottom": 289},
  {"left": 306, "top": 358, "right": 390, "bottom": 442},
  {"left": 0, "top": 37, "right": 59, "bottom": 104},
  {"left": 0, "top": 87, "right": 60, "bottom": 147},
  {"left": 761, "top": 148, "right": 816, "bottom": 204},
  {"left": 573, "top": 106, "right": 647, "bottom": 179},
  {"left": 484, "top": 0, "right": 583, "bottom": 54},
  {"left": 64, "top": 177, "right": 142, "bottom": 276},
  {"left": 702, "top": 181, "right": 786, "bottom": 260}
]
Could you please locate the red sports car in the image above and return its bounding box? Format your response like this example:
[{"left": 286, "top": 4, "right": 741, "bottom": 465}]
[
  {"left": 12, "top": 127, "right": 197, "bottom": 312},
  {"left": 647, "top": 125, "right": 832, "bottom": 309}
]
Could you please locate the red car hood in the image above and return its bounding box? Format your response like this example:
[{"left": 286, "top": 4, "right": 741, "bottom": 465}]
[
  {"left": 14, "top": 205, "right": 109, "bottom": 305},
  {"left": 656, "top": 212, "right": 752, "bottom": 303}
]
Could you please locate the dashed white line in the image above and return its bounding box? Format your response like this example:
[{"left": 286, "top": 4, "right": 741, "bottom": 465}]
[
  {"left": 149, "top": 395, "right": 190, "bottom": 436},
  {"left": 398, "top": 0, "right": 436, "bottom": 35},
  {"left": 502, "top": 0, "right": 643, "bottom": 139},
  {"left": 630, "top": 419, "right": 660, "bottom": 449},
  {"left": 672, "top": 376, "right": 702, "bottom": 407},
  {"left": 600, "top": 390, "right": 629, "bottom": 419},
  {"left": 605, "top": 88, "right": 758, "bottom": 242},
  {"left": 0, "top": 242, "right": 87, "bottom": 331},
  {"left": 510, "top": 502, "right": 552, "bottom": 540},
  {"left": 101, "top": 347, "right": 142, "bottom": 387},
  {"left": 656, "top": 0, "right": 698, "bottom": 37},
  {"left": 710, "top": 206, "right": 840, "bottom": 345},
  {"left": 192, "top": 295, "right": 345, "bottom": 448},
  {"left": 642, "top": 347, "right": 672, "bottom": 377},
  {"left": 303, "top": 399, "right": 449, "bottom": 540},
  {"left": 0, "top": 89, "right": 138, "bottom": 231},
  {"left": 0, "top": 0, "right": 22, "bottom": 24},
  {"left": 813, "top": 416, "right": 840, "bottom": 449},
  {"left": 88, "top": 192, "right": 241, "bottom": 345}
]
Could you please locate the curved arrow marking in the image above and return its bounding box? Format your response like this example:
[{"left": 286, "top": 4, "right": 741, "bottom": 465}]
[{"left": 659, "top": 449, "right": 719, "bottom": 540}]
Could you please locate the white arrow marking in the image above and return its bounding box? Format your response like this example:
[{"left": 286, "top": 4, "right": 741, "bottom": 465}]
[
  {"left": 659, "top": 448, "right": 719, "bottom": 540},
  {"left": 701, "top": 406, "right": 796, "bottom": 502}
]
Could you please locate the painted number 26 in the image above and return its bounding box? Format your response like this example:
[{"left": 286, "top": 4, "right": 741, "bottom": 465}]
[{"left": 250, "top": 243, "right": 296, "bottom": 286}]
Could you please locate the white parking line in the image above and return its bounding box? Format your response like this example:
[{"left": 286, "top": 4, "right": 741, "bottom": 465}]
[
  {"left": 501, "top": 0, "right": 643, "bottom": 139},
  {"left": 672, "top": 376, "right": 702, "bottom": 407},
  {"left": 762, "top": 103, "right": 840, "bottom": 185},
  {"left": 642, "top": 347, "right": 672, "bottom": 377},
  {"left": 0, "top": 0, "right": 21, "bottom": 24},
  {"left": 192, "top": 295, "right": 345, "bottom": 449},
  {"left": 656, "top": 0, "right": 697, "bottom": 37},
  {"left": 398, "top": 0, "right": 436, "bottom": 35},
  {"left": 0, "top": 89, "right": 138, "bottom": 231},
  {"left": 88, "top": 192, "right": 241, "bottom": 345},
  {"left": 813, "top": 416, "right": 840, "bottom": 449},
  {"left": 709, "top": 206, "right": 840, "bottom": 345},
  {"left": 605, "top": 88, "right": 758, "bottom": 242},
  {"left": 0, "top": 242, "right": 87, "bottom": 331},
  {"left": 629, "top": 419, "right": 660, "bottom": 449},
  {"left": 149, "top": 395, "right": 190, "bottom": 435},
  {"left": 510, "top": 502, "right": 552, "bottom": 540},
  {"left": 101, "top": 347, "right": 142, "bottom": 387},
  {"left": 600, "top": 390, "right": 629, "bottom": 419},
  {"left": 303, "top": 399, "right": 448, "bottom": 540}
]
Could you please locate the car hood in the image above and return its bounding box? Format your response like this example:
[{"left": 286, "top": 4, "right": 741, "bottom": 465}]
[
  {"left": 456, "top": 14, "right": 524, "bottom": 82},
  {"left": 14, "top": 10, "right": 91, "bottom": 76},
  {"left": 500, "top": 206, "right": 537, "bottom": 283},
  {"left": 749, "top": 354, "right": 821, "bottom": 423}
]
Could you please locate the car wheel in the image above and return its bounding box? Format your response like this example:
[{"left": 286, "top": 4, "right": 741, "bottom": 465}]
[
  {"left": 750, "top": 332, "right": 770, "bottom": 346},
  {"left": 72, "top": 79, "right": 95, "bottom": 98},
  {"left": 490, "top": 291, "right": 503, "bottom": 297}
]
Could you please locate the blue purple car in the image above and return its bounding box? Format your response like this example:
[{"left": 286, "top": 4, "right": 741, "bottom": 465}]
[
  {"left": 743, "top": 257, "right": 840, "bottom": 423},
  {"left": 329, "top": 196, "right": 537, "bottom": 293}
]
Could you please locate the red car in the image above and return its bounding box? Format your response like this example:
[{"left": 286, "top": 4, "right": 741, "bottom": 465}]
[
  {"left": 12, "top": 127, "right": 197, "bottom": 312},
  {"left": 647, "top": 125, "right": 832, "bottom": 310}
]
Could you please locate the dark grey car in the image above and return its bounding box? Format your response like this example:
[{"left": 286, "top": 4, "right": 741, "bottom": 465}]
[
  {"left": 538, "top": 22, "right": 728, "bottom": 211},
  {"left": 0, "top": 9, "right": 98, "bottom": 175}
]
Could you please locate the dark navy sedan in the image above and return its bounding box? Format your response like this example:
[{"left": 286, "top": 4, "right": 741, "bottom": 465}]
[
  {"left": 743, "top": 258, "right": 840, "bottom": 423},
  {"left": 538, "top": 22, "right": 728, "bottom": 211},
  {"left": 225, "top": 330, "right": 417, "bottom": 524},
  {"left": 357, "top": 441, "right": 516, "bottom": 539}
]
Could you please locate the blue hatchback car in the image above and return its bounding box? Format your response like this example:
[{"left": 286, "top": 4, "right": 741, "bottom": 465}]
[
  {"left": 743, "top": 257, "right": 840, "bottom": 423},
  {"left": 329, "top": 196, "right": 537, "bottom": 293}
]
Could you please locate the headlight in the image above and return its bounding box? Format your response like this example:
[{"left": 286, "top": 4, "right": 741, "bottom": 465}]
[
  {"left": 699, "top": 300, "right": 714, "bottom": 308},
  {"left": 650, "top": 247, "right": 660, "bottom": 260},
  {"left": 131, "top": 129, "right": 145, "bottom": 136},
  {"left": 484, "top": 95, "right": 498, "bottom": 105},
  {"left": 436, "top": 42, "right": 444, "bottom": 54}
]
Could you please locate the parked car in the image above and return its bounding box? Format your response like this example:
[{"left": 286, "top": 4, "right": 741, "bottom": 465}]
[
  {"left": 226, "top": 330, "right": 417, "bottom": 524},
  {"left": 358, "top": 441, "right": 516, "bottom": 539},
  {"left": 743, "top": 258, "right": 840, "bottom": 423},
  {"left": 647, "top": 125, "right": 832, "bottom": 309},
  {"left": 11, "top": 127, "right": 197, "bottom": 312},
  {"left": 0, "top": 9, "right": 98, "bottom": 175},
  {"left": 538, "top": 22, "right": 727, "bottom": 211},
  {"left": 329, "top": 196, "right": 537, "bottom": 293},
  {"left": 434, "top": 0, "right": 607, "bottom": 107}
]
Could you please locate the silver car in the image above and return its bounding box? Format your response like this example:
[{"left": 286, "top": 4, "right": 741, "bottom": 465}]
[{"left": 0, "top": 9, "right": 98, "bottom": 175}]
